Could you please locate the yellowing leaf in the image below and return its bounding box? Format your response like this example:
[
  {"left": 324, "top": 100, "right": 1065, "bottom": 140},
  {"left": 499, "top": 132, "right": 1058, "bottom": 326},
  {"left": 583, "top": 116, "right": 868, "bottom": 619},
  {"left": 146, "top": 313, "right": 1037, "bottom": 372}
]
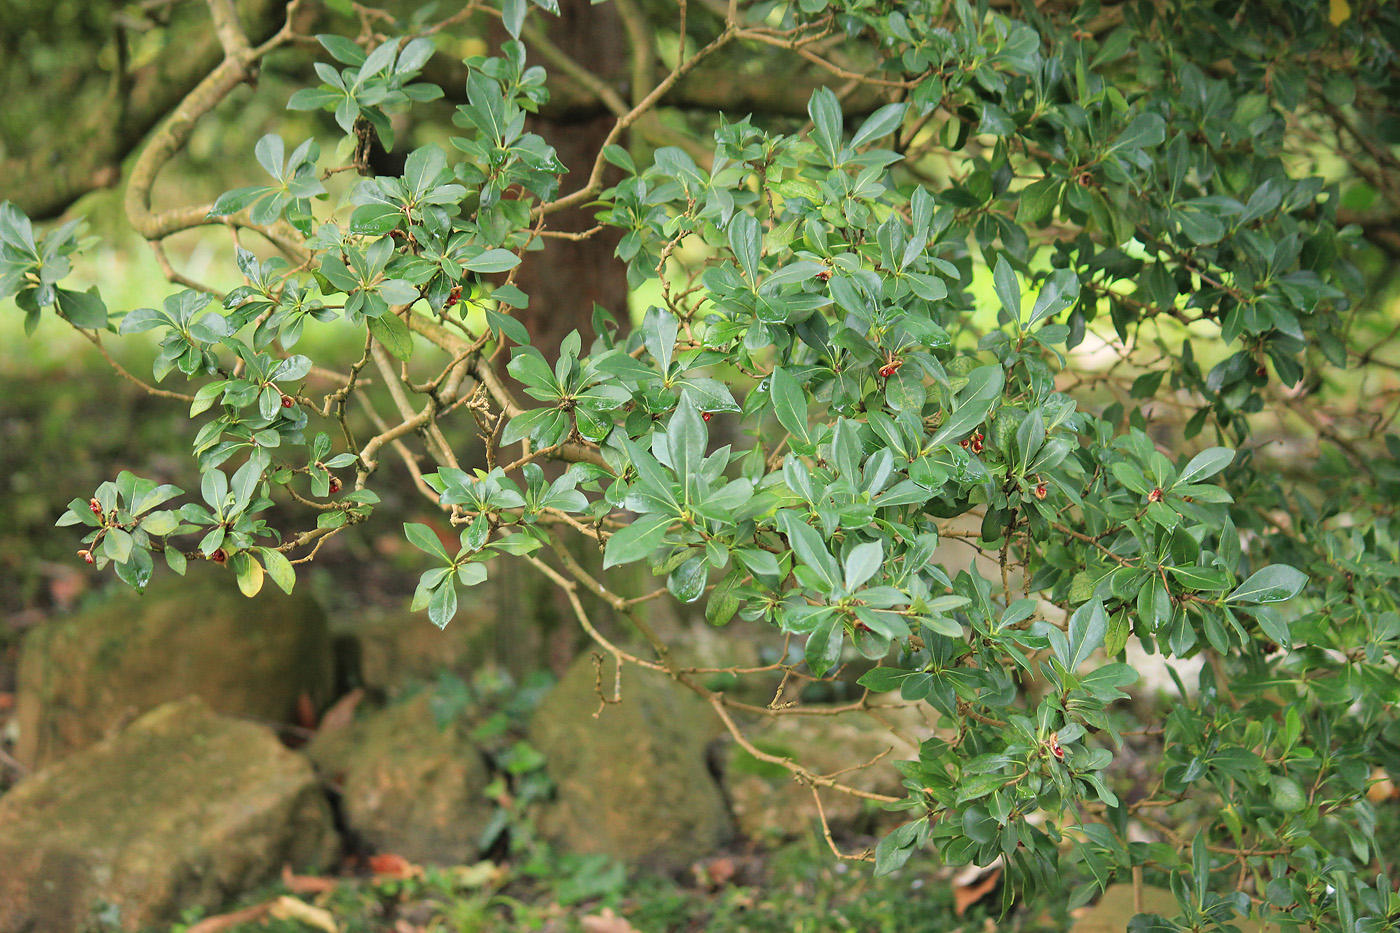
[{"left": 1330, "top": 0, "right": 1351, "bottom": 26}]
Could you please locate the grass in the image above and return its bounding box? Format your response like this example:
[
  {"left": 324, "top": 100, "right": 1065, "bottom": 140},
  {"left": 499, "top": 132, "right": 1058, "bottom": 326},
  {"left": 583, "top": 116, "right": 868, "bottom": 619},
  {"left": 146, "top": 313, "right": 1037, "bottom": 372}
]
[{"left": 162, "top": 838, "right": 1067, "bottom": 933}]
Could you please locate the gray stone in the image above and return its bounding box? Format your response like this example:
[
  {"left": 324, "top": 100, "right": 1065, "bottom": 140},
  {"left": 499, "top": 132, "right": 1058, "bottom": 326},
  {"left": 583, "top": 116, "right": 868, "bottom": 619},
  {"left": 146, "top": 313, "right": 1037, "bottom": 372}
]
[
  {"left": 529, "top": 654, "right": 733, "bottom": 871},
  {"left": 720, "top": 703, "right": 924, "bottom": 842},
  {"left": 15, "top": 571, "right": 333, "bottom": 769},
  {"left": 306, "top": 692, "right": 493, "bottom": 864},
  {"left": 338, "top": 606, "right": 496, "bottom": 694},
  {"left": 0, "top": 697, "right": 337, "bottom": 933}
]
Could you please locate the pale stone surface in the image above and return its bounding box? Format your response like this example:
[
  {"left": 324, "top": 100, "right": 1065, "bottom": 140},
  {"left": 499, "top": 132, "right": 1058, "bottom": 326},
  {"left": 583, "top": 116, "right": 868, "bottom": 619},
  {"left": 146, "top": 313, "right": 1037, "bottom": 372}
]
[
  {"left": 16, "top": 571, "right": 333, "bottom": 769},
  {"left": 530, "top": 655, "right": 733, "bottom": 871},
  {"left": 307, "top": 692, "right": 493, "bottom": 864},
  {"left": 721, "top": 703, "right": 926, "bottom": 841},
  {"left": 0, "top": 697, "right": 337, "bottom": 933}
]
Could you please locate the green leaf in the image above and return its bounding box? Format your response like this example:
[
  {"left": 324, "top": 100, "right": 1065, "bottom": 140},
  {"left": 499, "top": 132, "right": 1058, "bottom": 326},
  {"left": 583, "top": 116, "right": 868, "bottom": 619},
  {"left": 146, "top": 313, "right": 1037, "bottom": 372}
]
[
  {"left": 1176, "top": 447, "right": 1234, "bottom": 485},
  {"left": 779, "top": 512, "right": 839, "bottom": 591},
  {"left": 728, "top": 212, "right": 761, "bottom": 285},
  {"left": 404, "top": 522, "right": 450, "bottom": 561},
  {"left": 1226, "top": 565, "right": 1307, "bottom": 604},
  {"left": 368, "top": 311, "right": 414, "bottom": 361},
  {"left": 769, "top": 366, "right": 811, "bottom": 446},
  {"left": 1066, "top": 599, "right": 1108, "bottom": 670},
  {"left": 807, "top": 86, "right": 843, "bottom": 159},
  {"left": 992, "top": 255, "right": 1021, "bottom": 323},
  {"left": 54, "top": 287, "right": 109, "bottom": 329},
  {"left": 843, "top": 539, "right": 883, "bottom": 591},
  {"left": 259, "top": 547, "right": 296, "bottom": 594},
  {"left": 428, "top": 578, "right": 457, "bottom": 628},
  {"left": 602, "top": 513, "right": 672, "bottom": 568},
  {"left": 850, "top": 102, "right": 907, "bottom": 149},
  {"left": 465, "top": 249, "right": 521, "bottom": 273},
  {"left": 1108, "top": 112, "right": 1166, "bottom": 153}
]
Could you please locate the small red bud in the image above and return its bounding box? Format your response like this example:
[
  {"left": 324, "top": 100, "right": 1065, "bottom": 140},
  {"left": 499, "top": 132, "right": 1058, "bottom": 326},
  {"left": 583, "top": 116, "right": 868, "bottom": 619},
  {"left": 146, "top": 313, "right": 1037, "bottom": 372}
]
[
  {"left": 89, "top": 498, "right": 102, "bottom": 515},
  {"left": 815, "top": 269, "right": 832, "bottom": 282},
  {"left": 1148, "top": 487, "right": 1164, "bottom": 502},
  {"left": 445, "top": 285, "right": 463, "bottom": 309},
  {"left": 1255, "top": 365, "right": 1267, "bottom": 378},
  {"left": 211, "top": 548, "right": 228, "bottom": 565},
  {"left": 77, "top": 549, "right": 94, "bottom": 564},
  {"left": 1034, "top": 482, "right": 1048, "bottom": 500},
  {"left": 960, "top": 438, "right": 970, "bottom": 449},
  {"left": 281, "top": 395, "right": 294, "bottom": 408},
  {"left": 702, "top": 411, "right": 712, "bottom": 422},
  {"left": 878, "top": 358, "right": 903, "bottom": 378},
  {"left": 970, "top": 432, "right": 984, "bottom": 454},
  {"left": 328, "top": 476, "right": 342, "bottom": 494}
]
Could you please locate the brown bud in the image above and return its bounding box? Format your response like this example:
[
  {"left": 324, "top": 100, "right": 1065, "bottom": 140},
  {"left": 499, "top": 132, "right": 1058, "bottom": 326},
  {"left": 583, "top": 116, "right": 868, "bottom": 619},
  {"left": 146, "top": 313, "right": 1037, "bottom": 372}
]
[
  {"left": 328, "top": 476, "right": 342, "bottom": 494},
  {"left": 77, "top": 549, "right": 94, "bottom": 564},
  {"left": 1034, "top": 482, "right": 1048, "bottom": 500},
  {"left": 211, "top": 548, "right": 228, "bottom": 564},
  {"left": 89, "top": 498, "right": 102, "bottom": 515},
  {"left": 1148, "top": 487, "right": 1164, "bottom": 502},
  {"left": 281, "top": 394, "right": 294, "bottom": 408}
]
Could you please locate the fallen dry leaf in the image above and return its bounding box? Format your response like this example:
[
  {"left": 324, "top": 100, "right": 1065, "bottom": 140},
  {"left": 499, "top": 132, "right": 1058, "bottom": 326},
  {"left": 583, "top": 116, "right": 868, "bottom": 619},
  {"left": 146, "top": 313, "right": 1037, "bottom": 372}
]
[
  {"left": 270, "top": 895, "right": 338, "bottom": 933},
  {"left": 184, "top": 903, "right": 272, "bottom": 933},
  {"left": 295, "top": 692, "right": 319, "bottom": 731},
  {"left": 369, "top": 852, "right": 419, "bottom": 879},
  {"left": 581, "top": 907, "right": 639, "bottom": 933},
  {"left": 282, "top": 864, "right": 338, "bottom": 895},
  {"left": 952, "top": 862, "right": 1002, "bottom": 916},
  {"left": 317, "top": 688, "right": 365, "bottom": 734}
]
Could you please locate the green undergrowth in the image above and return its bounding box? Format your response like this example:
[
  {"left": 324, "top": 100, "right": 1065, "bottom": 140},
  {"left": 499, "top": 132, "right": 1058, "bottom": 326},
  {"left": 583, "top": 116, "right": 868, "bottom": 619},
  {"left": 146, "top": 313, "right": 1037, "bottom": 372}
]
[{"left": 161, "top": 837, "right": 1067, "bottom": 933}]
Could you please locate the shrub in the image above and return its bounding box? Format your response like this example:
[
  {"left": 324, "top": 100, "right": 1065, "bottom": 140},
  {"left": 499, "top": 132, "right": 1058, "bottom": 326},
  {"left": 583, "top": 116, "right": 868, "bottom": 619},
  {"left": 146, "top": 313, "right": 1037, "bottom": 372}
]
[{"left": 4, "top": 1, "right": 1400, "bottom": 929}]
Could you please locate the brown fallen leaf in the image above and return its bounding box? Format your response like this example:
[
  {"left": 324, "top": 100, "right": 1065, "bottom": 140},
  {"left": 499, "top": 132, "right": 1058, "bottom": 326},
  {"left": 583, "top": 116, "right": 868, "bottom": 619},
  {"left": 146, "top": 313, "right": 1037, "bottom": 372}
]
[
  {"left": 952, "top": 861, "right": 1002, "bottom": 916},
  {"left": 581, "top": 907, "right": 639, "bottom": 933},
  {"left": 317, "top": 688, "right": 365, "bottom": 734},
  {"left": 184, "top": 903, "right": 273, "bottom": 933},
  {"left": 282, "top": 863, "right": 338, "bottom": 895},
  {"left": 295, "top": 692, "right": 319, "bottom": 732},
  {"left": 270, "top": 895, "right": 338, "bottom": 933},
  {"left": 369, "top": 852, "right": 419, "bottom": 879}
]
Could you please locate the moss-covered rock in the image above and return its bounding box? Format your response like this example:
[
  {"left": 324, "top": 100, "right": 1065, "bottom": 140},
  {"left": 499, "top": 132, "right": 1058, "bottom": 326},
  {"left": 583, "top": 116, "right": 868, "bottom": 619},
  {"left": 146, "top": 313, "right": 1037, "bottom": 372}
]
[
  {"left": 720, "top": 703, "right": 924, "bottom": 842},
  {"left": 307, "top": 692, "right": 493, "bottom": 864},
  {"left": 0, "top": 697, "right": 337, "bottom": 933},
  {"left": 529, "top": 655, "right": 733, "bottom": 871},
  {"left": 15, "top": 570, "right": 333, "bottom": 769}
]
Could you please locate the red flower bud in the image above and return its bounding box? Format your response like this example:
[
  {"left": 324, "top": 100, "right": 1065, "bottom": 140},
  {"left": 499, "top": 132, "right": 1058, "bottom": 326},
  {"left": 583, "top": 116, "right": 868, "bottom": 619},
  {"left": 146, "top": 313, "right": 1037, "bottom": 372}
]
[
  {"left": 1034, "top": 482, "right": 1048, "bottom": 500},
  {"left": 702, "top": 412, "right": 712, "bottom": 422},
  {"left": 89, "top": 498, "right": 102, "bottom": 515},
  {"left": 211, "top": 548, "right": 228, "bottom": 565},
  {"left": 815, "top": 269, "right": 832, "bottom": 282},
  {"left": 878, "top": 358, "right": 903, "bottom": 378},
  {"left": 77, "top": 549, "right": 94, "bottom": 564},
  {"left": 328, "top": 476, "right": 342, "bottom": 494},
  {"left": 1148, "top": 487, "right": 1164, "bottom": 502},
  {"left": 281, "top": 395, "right": 294, "bottom": 408}
]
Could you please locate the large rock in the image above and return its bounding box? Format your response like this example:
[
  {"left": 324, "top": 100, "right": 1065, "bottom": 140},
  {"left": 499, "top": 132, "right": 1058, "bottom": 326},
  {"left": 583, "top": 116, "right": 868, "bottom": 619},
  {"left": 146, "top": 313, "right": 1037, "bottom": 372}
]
[
  {"left": 0, "top": 697, "right": 337, "bottom": 933},
  {"left": 720, "top": 703, "right": 924, "bottom": 842},
  {"left": 15, "top": 571, "right": 333, "bottom": 769},
  {"left": 307, "top": 692, "right": 492, "bottom": 864},
  {"left": 338, "top": 606, "right": 496, "bottom": 694},
  {"left": 530, "top": 655, "right": 733, "bottom": 871}
]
